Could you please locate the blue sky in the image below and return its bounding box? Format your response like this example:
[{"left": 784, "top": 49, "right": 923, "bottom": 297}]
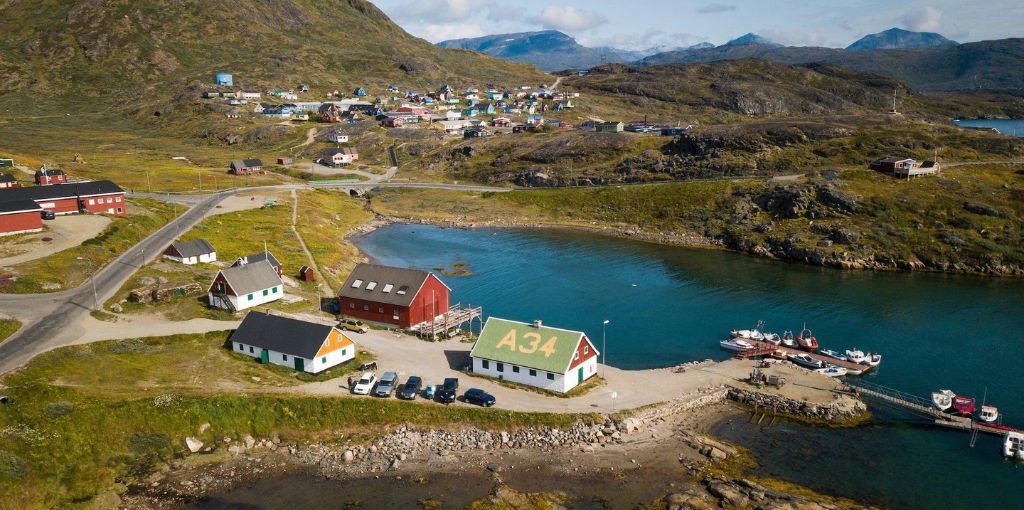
[{"left": 371, "top": 0, "right": 1022, "bottom": 49}]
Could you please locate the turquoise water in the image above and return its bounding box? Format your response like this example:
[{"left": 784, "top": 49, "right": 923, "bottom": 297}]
[
  {"left": 954, "top": 118, "right": 1024, "bottom": 137},
  {"left": 356, "top": 224, "right": 1024, "bottom": 509}
]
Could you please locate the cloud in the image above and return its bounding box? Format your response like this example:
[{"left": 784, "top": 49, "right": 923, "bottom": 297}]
[
  {"left": 696, "top": 3, "right": 736, "bottom": 14},
  {"left": 396, "top": 0, "right": 496, "bottom": 23},
  {"left": 580, "top": 30, "right": 703, "bottom": 52},
  {"left": 900, "top": 6, "right": 942, "bottom": 32},
  {"left": 759, "top": 28, "right": 825, "bottom": 47},
  {"left": 527, "top": 5, "right": 606, "bottom": 32},
  {"left": 419, "top": 22, "right": 486, "bottom": 42}
]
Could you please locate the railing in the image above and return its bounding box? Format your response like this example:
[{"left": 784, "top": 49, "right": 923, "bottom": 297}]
[{"left": 848, "top": 380, "right": 938, "bottom": 413}]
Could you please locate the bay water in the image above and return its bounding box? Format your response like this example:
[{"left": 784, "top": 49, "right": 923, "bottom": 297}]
[{"left": 954, "top": 118, "right": 1024, "bottom": 137}]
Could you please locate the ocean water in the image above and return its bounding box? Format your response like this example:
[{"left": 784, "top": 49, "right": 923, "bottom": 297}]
[
  {"left": 953, "top": 118, "right": 1024, "bottom": 137},
  {"left": 355, "top": 224, "right": 1024, "bottom": 509}
]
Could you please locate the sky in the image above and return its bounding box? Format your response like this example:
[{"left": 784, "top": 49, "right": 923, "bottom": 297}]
[{"left": 370, "top": 0, "right": 1022, "bottom": 50}]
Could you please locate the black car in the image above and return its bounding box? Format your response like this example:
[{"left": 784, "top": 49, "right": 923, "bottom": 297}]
[
  {"left": 437, "top": 377, "right": 459, "bottom": 404},
  {"left": 463, "top": 388, "right": 496, "bottom": 407},
  {"left": 397, "top": 376, "right": 422, "bottom": 400},
  {"left": 40, "top": 210, "right": 55, "bottom": 220}
]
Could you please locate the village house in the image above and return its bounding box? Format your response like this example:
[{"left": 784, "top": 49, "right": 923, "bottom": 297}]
[
  {"left": 492, "top": 117, "right": 512, "bottom": 127},
  {"left": 319, "top": 103, "right": 346, "bottom": 123},
  {"left": 34, "top": 167, "right": 67, "bottom": 186},
  {"left": 208, "top": 259, "right": 283, "bottom": 312},
  {"left": 230, "top": 311, "right": 356, "bottom": 374},
  {"left": 0, "top": 174, "right": 19, "bottom": 189},
  {"left": 337, "top": 263, "right": 450, "bottom": 329},
  {"left": 438, "top": 119, "right": 468, "bottom": 135},
  {"left": 233, "top": 250, "right": 282, "bottom": 276},
  {"left": 215, "top": 72, "right": 233, "bottom": 87},
  {"left": 163, "top": 239, "right": 217, "bottom": 265},
  {"left": 328, "top": 132, "right": 349, "bottom": 143},
  {"left": 0, "top": 180, "right": 127, "bottom": 217},
  {"left": 229, "top": 159, "right": 265, "bottom": 175},
  {"left": 596, "top": 121, "right": 625, "bottom": 133},
  {"left": 238, "top": 90, "right": 262, "bottom": 100},
  {"left": 869, "top": 157, "right": 940, "bottom": 178},
  {"left": 469, "top": 318, "right": 599, "bottom": 393},
  {"left": 382, "top": 117, "right": 404, "bottom": 128},
  {"left": 464, "top": 127, "right": 490, "bottom": 139},
  {"left": 0, "top": 200, "right": 43, "bottom": 236},
  {"left": 319, "top": 147, "right": 358, "bottom": 166},
  {"left": 526, "top": 115, "right": 545, "bottom": 126}
]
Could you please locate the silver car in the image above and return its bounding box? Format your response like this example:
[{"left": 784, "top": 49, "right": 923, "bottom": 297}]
[{"left": 374, "top": 371, "right": 398, "bottom": 397}]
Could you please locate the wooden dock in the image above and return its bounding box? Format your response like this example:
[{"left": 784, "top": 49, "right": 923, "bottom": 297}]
[
  {"left": 735, "top": 341, "right": 870, "bottom": 373},
  {"left": 415, "top": 303, "right": 483, "bottom": 339}
]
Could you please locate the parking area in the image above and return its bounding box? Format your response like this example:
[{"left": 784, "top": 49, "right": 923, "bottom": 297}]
[{"left": 0, "top": 214, "right": 111, "bottom": 266}]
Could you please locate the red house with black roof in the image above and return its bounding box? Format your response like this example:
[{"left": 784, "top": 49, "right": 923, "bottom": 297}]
[
  {"left": 337, "top": 263, "right": 450, "bottom": 329},
  {"left": 34, "top": 167, "right": 67, "bottom": 185},
  {"left": 0, "top": 200, "right": 43, "bottom": 236},
  {"left": 0, "top": 180, "right": 126, "bottom": 217}
]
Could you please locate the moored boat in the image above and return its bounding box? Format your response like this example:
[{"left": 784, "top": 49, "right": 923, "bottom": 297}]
[
  {"left": 796, "top": 326, "right": 819, "bottom": 352},
  {"left": 762, "top": 332, "right": 781, "bottom": 345},
  {"left": 863, "top": 352, "right": 882, "bottom": 367},
  {"left": 815, "top": 366, "right": 848, "bottom": 377},
  {"left": 952, "top": 395, "right": 976, "bottom": 416},
  {"left": 931, "top": 389, "right": 955, "bottom": 411},
  {"left": 1004, "top": 432, "right": 1024, "bottom": 460},
  {"left": 845, "top": 349, "right": 868, "bottom": 364},
  {"left": 730, "top": 329, "right": 764, "bottom": 341},
  {"left": 788, "top": 353, "right": 825, "bottom": 369},
  {"left": 979, "top": 405, "right": 999, "bottom": 424},
  {"left": 819, "top": 349, "right": 847, "bottom": 362},
  {"left": 720, "top": 338, "right": 756, "bottom": 352},
  {"left": 781, "top": 331, "right": 797, "bottom": 348}
]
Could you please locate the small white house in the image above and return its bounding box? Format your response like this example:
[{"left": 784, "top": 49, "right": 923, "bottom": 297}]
[
  {"left": 208, "top": 260, "right": 283, "bottom": 312},
  {"left": 163, "top": 239, "right": 217, "bottom": 265},
  {"left": 469, "top": 318, "right": 599, "bottom": 393},
  {"left": 230, "top": 311, "right": 356, "bottom": 374},
  {"left": 328, "top": 132, "right": 349, "bottom": 143},
  {"left": 239, "top": 90, "right": 262, "bottom": 100}
]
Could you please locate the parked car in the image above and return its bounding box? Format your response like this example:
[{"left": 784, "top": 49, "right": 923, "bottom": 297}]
[
  {"left": 338, "top": 318, "right": 368, "bottom": 334},
  {"left": 397, "top": 376, "right": 422, "bottom": 400},
  {"left": 374, "top": 371, "right": 399, "bottom": 397},
  {"left": 424, "top": 384, "right": 435, "bottom": 400},
  {"left": 352, "top": 372, "right": 377, "bottom": 395},
  {"left": 463, "top": 388, "right": 496, "bottom": 407},
  {"left": 40, "top": 210, "right": 55, "bottom": 220},
  {"left": 0, "top": 395, "right": 11, "bottom": 404},
  {"left": 438, "top": 377, "right": 459, "bottom": 404}
]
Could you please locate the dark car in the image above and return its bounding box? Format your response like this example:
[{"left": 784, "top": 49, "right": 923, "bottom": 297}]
[
  {"left": 0, "top": 395, "right": 11, "bottom": 404},
  {"left": 437, "top": 377, "right": 459, "bottom": 404},
  {"left": 40, "top": 210, "right": 55, "bottom": 220},
  {"left": 463, "top": 388, "right": 496, "bottom": 407},
  {"left": 397, "top": 376, "right": 422, "bottom": 400}
]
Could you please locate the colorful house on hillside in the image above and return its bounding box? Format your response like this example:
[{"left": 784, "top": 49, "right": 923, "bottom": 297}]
[
  {"left": 354, "top": 87, "right": 366, "bottom": 97},
  {"left": 469, "top": 318, "right": 599, "bottom": 393},
  {"left": 34, "top": 167, "right": 67, "bottom": 185},
  {"left": 230, "top": 311, "right": 356, "bottom": 374},
  {"left": 337, "top": 263, "right": 450, "bottom": 329},
  {"left": 229, "top": 159, "right": 265, "bottom": 175}
]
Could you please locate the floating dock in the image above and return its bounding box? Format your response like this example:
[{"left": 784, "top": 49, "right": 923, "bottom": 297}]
[{"left": 735, "top": 341, "right": 871, "bottom": 373}]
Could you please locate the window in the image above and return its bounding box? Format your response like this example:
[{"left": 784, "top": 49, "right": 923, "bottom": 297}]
[
  {"left": 248, "top": 293, "right": 254, "bottom": 301},
  {"left": 574, "top": 352, "right": 579, "bottom": 361},
  {"left": 497, "top": 363, "right": 504, "bottom": 372},
  {"left": 249, "top": 346, "right": 254, "bottom": 353},
  {"left": 547, "top": 373, "right": 555, "bottom": 380},
  {"left": 352, "top": 279, "right": 363, "bottom": 288},
  {"left": 529, "top": 369, "right": 537, "bottom": 377},
  {"left": 117, "top": 207, "right": 122, "bottom": 213},
  {"left": 382, "top": 284, "right": 393, "bottom": 293},
  {"left": 322, "top": 357, "right": 327, "bottom": 364},
  {"left": 378, "top": 307, "right": 384, "bottom": 313},
  {"left": 341, "top": 349, "right": 347, "bottom": 356},
  {"left": 512, "top": 365, "right": 520, "bottom": 373},
  {"left": 584, "top": 346, "right": 589, "bottom": 355},
  {"left": 397, "top": 285, "right": 408, "bottom": 295},
  {"left": 115, "top": 196, "right": 122, "bottom": 202},
  {"left": 237, "top": 343, "right": 243, "bottom": 351},
  {"left": 283, "top": 354, "right": 288, "bottom": 361},
  {"left": 88, "top": 199, "right": 95, "bottom": 205},
  {"left": 272, "top": 287, "right": 278, "bottom": 293},
  {"left": 363, "top": 304, "right": 369, "bottom": 311},
  {"left": 349, "top": 302, "right": 355, "bottom": 309},
  {"left": 262, "top": 289, "right": 269, "bottom": 296},
  {"left": 482, "top": 360, "right": 490, "bottom": 369},
  {"left": 366, "top": 281, "right": 377, "bottom": 290},
  {"left": 106, "top": 197, "right": 113, "bottom": 204}
]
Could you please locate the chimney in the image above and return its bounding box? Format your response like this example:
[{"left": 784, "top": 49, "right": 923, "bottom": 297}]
[
  {"left": 239, "top": 256, "right": 248, "bottom": 266},
  {"left": 532, "top": 319, "right": 542, "bottom": 328}
]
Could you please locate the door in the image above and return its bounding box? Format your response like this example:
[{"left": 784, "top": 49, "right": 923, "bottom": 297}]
[
  {"left": 577, "top": 367, "right": 584, "bottom": 384},
  {"left": 260, "top": 349, "right": 269, "bottom": 364},
  {"left": 294, "top": 357, "right": 304, "bottom": 372}
]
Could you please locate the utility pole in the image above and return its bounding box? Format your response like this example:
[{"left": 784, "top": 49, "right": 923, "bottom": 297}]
[{"left": 602, "top": 319, "right": 610, "bottom": 378}]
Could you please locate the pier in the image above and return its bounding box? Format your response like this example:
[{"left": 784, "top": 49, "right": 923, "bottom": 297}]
[
  {"left": 735, "top": 341, "right": 870, "bottom": 373},
  {"left": 414, "top": 302, "right": 483, "bottom": 339}
]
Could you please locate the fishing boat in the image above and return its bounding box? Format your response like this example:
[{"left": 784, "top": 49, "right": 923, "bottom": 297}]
[
  {"left": 1004, "top": 432, "right": 1024, "bottom": 460},
  {"left": 781, "top": 331, "right": 797, "bottom": 348},
  {"left": 863, "top": 352, "right": 882, "bottom": 367},
  {"left": 819, "top": 349, "right": 847, "bottom": 362},
  {"left": 796, "top": 325, "right": 818, "bottom": 352},
  {"left": 952, "top": 395, "right": 976, "bottom": 417},
  {"left": 979, "top": 405, "right": 1000, "bottom": 424},
  {"left": 788, "top": 353, "right": 825, "bottom": 369},
  {"left": 815, "top": 366, "right": 848, "bottom": 377},
  {"left": 720, "top": 338, "right": 756, "bottom": 353},
  {"left": 845, "top": 349, "right": 869, "bottom": 364},
  {"left": 931, "top": 389, "right": 955, "bottom": 411}
]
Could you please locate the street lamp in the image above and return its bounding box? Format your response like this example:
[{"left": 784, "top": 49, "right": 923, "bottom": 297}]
[
  {"left": 602, "top": 319, "right": 610, "bottom": 378},
  {"left": 76, "top": 257, "right": 98, "bottom": 311}
]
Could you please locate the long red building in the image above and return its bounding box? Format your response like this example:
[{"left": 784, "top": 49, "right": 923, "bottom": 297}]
[
  {"left": 337, "top": 263, "right": 450, "bottom": 329},
  {"left": 0, "top": 180, "right": 127, "bottom": 217},
  {"left": 0, "top": 200, "right": 43, "bottom": 236}
]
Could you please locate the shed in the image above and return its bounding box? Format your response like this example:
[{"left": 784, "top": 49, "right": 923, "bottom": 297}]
[
  {"left": 215, "top": 72, "right": 233, "bottom": 87},
  {"left": 164, "top": 239, "right": 217, "bottom": 265},
  {"left": 337, "top": 263, "right": 450, "bottom": 329},
  {"left": 229, "top": 159, "right": 265, "bottom": 175},
  {"left": 276, "top": 157, "right": 294, "bottom": 165},
  {"left": 298, "top": 265, "right": 315, "bottom": 282},
  {"left": 230, "top": 311, "right": 355, "bottom": 374},
  {"left": 34, "top": 167, "right": 67, "bottom": 185}
]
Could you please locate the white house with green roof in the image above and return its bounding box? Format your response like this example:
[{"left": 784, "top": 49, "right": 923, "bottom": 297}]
[{"left": 469, "top": 318, "right": 599, "bottom": 393}]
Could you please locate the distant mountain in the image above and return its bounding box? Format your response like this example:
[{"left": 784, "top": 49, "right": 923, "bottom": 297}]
[
  {"left": 723, "top": 33, "right": 782, "bottom": 48},
  {"left": 847, "top": 28, "right": 957, "bottom": 52}
]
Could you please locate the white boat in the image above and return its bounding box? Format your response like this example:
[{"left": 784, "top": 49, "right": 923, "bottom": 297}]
[
  {"left": 730, "top": 329, "right": 765, "bottom": 341},
  {"left": 819, "top": 349, "right": 847, "bottom": 362},
  {"left": 720, "top": 338, "right": 756, "bottom": 352},
  {"left": 979, "top": 405, "right": 999, "bottom": 423},
  {"left": 844, "top": 365, "right": 865, "bottom": 376},
  {"left": 1004, "top": 432, "right": 1024, "bottom": 460},
  {"left": 845, "top": 349, "right": 868, "bottom": 364},
  {"left": 781, "top": 331, "right": 798, "bottom": 348},
  {"left": 762, "top": 332, "right": 781, "bottom": 345},
  {"left": 932, "top": 389, "right": 955, "bottom": 411},
  {"left": 788, "top": 353, "right": 826, "bottom": 369},
  {"left": 815, "top": 366, "right": 848, "bottom": 377},
  {"left": 863, "top": 352, "right": 882, "bottom": 367}
]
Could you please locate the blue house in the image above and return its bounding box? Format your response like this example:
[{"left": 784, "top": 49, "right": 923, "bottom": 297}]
[
  {"left": 354, "top": 87, "right": 366, "bottom": 97},
  {"left": 478, "top": 103, "right": 496, "bottom": 114},
  {"left": 462, "top": 107, "right": 480, "bottom": 117},
  {"left": 215, "top": 72, "right": 233, "bottom": 87}
]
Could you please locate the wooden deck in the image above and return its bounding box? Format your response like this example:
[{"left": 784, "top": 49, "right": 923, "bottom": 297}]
[
  {"left": 415, "top": 303, "right": 482, "bottom": 339},
  {"left": 735, "top": 341, "right": 870, "bottom": 372}
]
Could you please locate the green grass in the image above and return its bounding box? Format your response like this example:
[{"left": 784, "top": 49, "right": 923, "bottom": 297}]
[
  {"left": 0, "top": 198, "right": 177, "bottom": 294},
  {"left": 464, "top": 372, "right": 606, "bottom": 399},
  {"left": 0, "top": 331, "right": 596, "bottom": 509},
  {"left": 0, "top": 319, "right": 21, "bottom": 344}
]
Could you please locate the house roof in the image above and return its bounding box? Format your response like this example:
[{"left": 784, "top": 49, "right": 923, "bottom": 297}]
[
  {"left": 322, "top": 148, "right": 356, "bottom": 158},
  {"left": 337, "top": 263, "right": 448, "bottom": 307},
  {"left": 231, "top": 311, "right": 348, "bottom": 359},
  {"left": 230, "top": 159, "right": 263, "bottom": 169},
  {"left": 171, "top": 239, "right": 216, "bottom": 258},
  {"left": 34, "top": 168, "right": 65, "bottom": 177},
  {"left": 0, "top": 174, "right": 16, "bottom": 183},
  {"left": 0, "top": 199, "right": 41, "bottom": 215},
  {"left": 876, "top": 157, "right": 914, "bottom": 163},
  {"left": 234, "top": 250, "right": 280, "bottom": 269},
  {"left": 0, "top": 180, "right": 124, "bottom": 202},
  {"left": 214, "top": 260, "right": 282, "bottom": 296},
  {"left": 470, "top": 318, "right": 594, "bottom": 374}
]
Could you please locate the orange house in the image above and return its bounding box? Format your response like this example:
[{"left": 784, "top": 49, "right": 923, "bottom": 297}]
[{"left": 229, "top": 311, "right": 356, "bottom": 374}]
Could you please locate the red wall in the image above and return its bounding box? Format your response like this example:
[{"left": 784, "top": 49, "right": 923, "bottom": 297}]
[
  {"left": 339, "top": 274, "right": 450, "bottom": 329},
  {"left": 340, "top": 297, "right": 409, "bottom": 327},
  {"left": 35, "top": 193, "right": 127, "bottom": 217},
  {"left": 567, "top": 334, "right": 598, "bottom": 371},
  {"left": 0, "top": 211, "right": 43, "bottom": 235},
  {"left": 408, "top": 274, "right": 450, "bottom": 327}
]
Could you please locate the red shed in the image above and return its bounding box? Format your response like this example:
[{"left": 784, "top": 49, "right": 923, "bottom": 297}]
[
  {"left": 0, "top": 200, "right": 43, "bottom": 236},
  {"left": 337, "top": 263, "right": 450, "bottom": 329},
  {"left": 34, "top": 167, "right": 67, "bottom": 186},
  {"left": 298, "top": 265, "right": 315, "bottom": 282}
]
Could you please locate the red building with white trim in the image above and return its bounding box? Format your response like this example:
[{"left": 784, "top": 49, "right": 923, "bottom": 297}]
[
  {"left": 34, "top": 167, "right": 67, "bottom": 185},
  {"left": 337, "top": 263, "right": 451, "bottom": 329},
  {"left": 0, "top": 180, "right": 127, "bottom": 217},
  {"left": 0, "top": 200, "right": 43, "bottom": 236}
]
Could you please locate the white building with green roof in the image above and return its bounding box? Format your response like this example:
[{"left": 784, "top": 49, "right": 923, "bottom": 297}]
[{"left": 469, "top": 317, "right": 599, "bottom": 393}]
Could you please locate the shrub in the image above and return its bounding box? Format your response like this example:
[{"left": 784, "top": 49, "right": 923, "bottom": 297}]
[
  {"left": 0, "top": 450, "right": 26, "bottom": 481},
  {"left": 43, "top": 401, "right": 74, "bottom": 418}
]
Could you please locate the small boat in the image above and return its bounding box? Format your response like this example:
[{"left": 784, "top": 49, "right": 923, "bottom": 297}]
[
  {"left": 730, "top": 329, "right": 764, "bottom": 341},
  {"left": 979, "top": 405, "right": 999, "bottom": 423},
  {"left": 862, "top": 352, "right": 882, "bottom": 367},
  {"left": 819, "top": 349, "right": 847, "bottom": 362},
  {"left": 788, "top": 353, "right": 825, "bottom": 369},
  {"left": 952, "top": 395, "right": 976, "bottom": 416},
  {"left": 781, "top": 331, "right": 797, "bottom": 348},
  {"left": 815, "top": 366, "right": 848, "bottom": 377},
  {"left": 845, "top": 349, "right": 868, "bottom": 364},
  {"left": 720, "top": 338, "right": 756, "bottom": 352},
  {"left": 931, "top": 389, "right": 955, "bottom": 411},
  {"left": 796, "top": 325, "right": 818, "bottom": 352},
  {"left": 762, "top": 332, "right": 781, "bottom": 345},
  {"left": 1004, "top": 432, "right": 1024, "bottom": 460},
  {"left": 843, "top": 365, "right": 865, "bottom": 376}
]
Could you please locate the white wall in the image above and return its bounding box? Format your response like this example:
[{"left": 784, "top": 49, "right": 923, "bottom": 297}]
[
  {"left": 166, "top": 253, "right": 216, "bottom": 265},
  {"left": 209, "top": 284, "right": 283, "bottom": 311},
  {"left": 471, "top": 356, "right": 598, "bottom": 393},
  {"left": 309, "top": 343, "right": 355, "bottom": 374},
  {"left": 233, "top": 339, "right": 355, "bottom": 374}
]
